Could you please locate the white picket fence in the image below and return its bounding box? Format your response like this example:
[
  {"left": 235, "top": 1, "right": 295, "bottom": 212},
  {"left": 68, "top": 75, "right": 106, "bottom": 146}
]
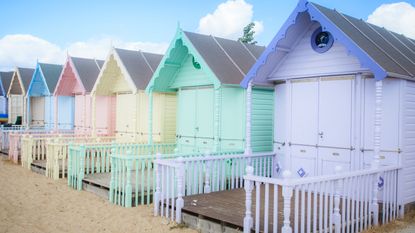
[
  {"left": 153, "top": 151, "right": 275, "bottom": 222},
  {"left": 243, "top": 165, "right": 402, "bottom": 233}
]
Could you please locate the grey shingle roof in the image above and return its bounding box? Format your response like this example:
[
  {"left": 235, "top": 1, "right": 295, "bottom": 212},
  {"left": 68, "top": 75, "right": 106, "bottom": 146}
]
[
  {"left": 0, "top": 71, "right": 14, "bottom": 96},
  {"left": 115, "top": 48, "right": 163, "bottom": 90},
  {"left": 38, "top": 63, "right": 63, "bottom": 93},
  {"left": 70, "top": 57, "right": 104, "bottom": 92},
  {"left": 17, "top": 67, "right": 35, "bottom": 92},
  {"left": 312, "top": 2, "right": 415, "bottom": 79},
  {"left": 184, "top": 31, "right": 265, "bottom": 85}
]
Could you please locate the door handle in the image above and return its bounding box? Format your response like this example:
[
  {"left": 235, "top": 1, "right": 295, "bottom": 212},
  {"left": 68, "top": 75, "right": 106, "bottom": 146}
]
[{"left": 318, "top": 131, "right": 324, "bottom": 138}]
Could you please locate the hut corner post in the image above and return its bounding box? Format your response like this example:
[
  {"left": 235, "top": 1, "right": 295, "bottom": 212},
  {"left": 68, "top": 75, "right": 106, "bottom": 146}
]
[
  {"left": 148, "top": 89, "right": 153, "bottom": 144},
  {"left": 244, "top": 81, "right": 252, "bottom": 164},
  {"left": 371, "top": 80, "right": 383, "bottom": 226},
  {"left": 213, "top": 87, "right": 221, "bottom": 152},
  {"left": 26, "top": 95, "right": 31, "bottom": 128}
]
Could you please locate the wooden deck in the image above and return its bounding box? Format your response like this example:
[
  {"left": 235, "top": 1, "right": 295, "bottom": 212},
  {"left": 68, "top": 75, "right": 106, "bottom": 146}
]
[
  {"left": 181, "top": 187, "right": 287, "bottom": 231},
  {"left": 82, "top": 171, "right": 153, "bottom": 206}
]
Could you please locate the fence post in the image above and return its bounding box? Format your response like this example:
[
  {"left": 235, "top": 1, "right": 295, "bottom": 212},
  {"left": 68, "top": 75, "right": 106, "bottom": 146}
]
[
  {"left": 77, "top": 145, "right": 85, "bottom": 191},
  {"left": 154, "top": 153, "right": 162, "bottom": 216},
  {"left": 26, "top": 135, "right": 34, "bottom": 169},
  {"left": 282, "top": 170, "right": 293, "bottom": 233},
  {"left": 175, "top": 157, "right": 185, "bottom": 223},
  {"left": 109, "top": 149, "right": 116, "bottom": 204},
  {"left": 204, "top": 151, "right": 211, "bottom": 193},
  {"left": 333, "top": 166, "right": 343, "bottom": 233},
  {"left": 243, "top": 166, "right": 254, "bottom": 233},
  {"left": 125, "top": 155, "right": 133, "bottom": 207}
]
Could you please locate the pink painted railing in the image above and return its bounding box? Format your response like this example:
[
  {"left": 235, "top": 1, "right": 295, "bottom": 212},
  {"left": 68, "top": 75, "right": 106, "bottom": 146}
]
[
  {"left": 153, "top": 151, "right": 274, "bottom": 222},
  {"left": 243, "top": 165, "right": 403, "bottom": 233}
]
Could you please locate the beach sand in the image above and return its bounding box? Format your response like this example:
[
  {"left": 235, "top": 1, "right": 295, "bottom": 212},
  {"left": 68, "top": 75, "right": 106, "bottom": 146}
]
[{"left": 0, "top": 156, "right": 196, "bottom": 233}]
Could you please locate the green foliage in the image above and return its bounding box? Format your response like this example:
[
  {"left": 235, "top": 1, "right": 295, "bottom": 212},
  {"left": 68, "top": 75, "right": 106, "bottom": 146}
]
[{"left": 238, "top": 22, "right": 257, "bottom": 45}]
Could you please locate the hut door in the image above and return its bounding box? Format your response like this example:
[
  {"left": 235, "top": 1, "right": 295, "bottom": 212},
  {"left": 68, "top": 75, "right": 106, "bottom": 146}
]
[
  {"left": 9, "top": 95, "right": 23, "bottom": 124},
  {"left": 30, "top": 97, "right": 45, "bottom": 127},
  {"left": 116, "top": 93, "right": 136, "bottom": 141},
  {"left": 177, "top": 89, "right": 197, "bottom": 152},
  {"left": 290, "top": 79, "right": 319, "bottom": 177},
  {"left": 177, "top": 87, "right": 214, "bottom": 153},
  {"left": 318, "top": 77, "right": 353, "bottom": 175},
  {"left": 195, "top": 88, "right": 214, "bottom": 152}
]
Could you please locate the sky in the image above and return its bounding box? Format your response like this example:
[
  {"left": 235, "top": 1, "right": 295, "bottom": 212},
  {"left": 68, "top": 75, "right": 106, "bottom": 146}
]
[{"left": 1, "top": 0, "right": 415, "bottom": 71}]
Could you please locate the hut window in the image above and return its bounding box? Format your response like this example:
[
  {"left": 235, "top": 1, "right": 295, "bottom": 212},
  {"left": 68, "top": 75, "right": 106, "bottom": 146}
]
[
  {"left": 192, "top": 56, "right": 201, "bottom": 69},
  {"left": 311, "top": 27, "right": 334, "bottom": 53}
]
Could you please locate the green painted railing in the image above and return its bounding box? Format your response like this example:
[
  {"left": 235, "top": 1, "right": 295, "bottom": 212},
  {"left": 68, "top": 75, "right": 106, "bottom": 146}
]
[
  {"left": 67, "top": 143, "right": 176, "bottom": 191},
  {"left": 109, "top": 150, "right": 244, "bottom": 207}
]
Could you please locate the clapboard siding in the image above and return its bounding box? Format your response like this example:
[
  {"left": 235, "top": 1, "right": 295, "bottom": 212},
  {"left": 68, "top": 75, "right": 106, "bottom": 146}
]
[
  {"left": 270, "top": 23, "right": 364, "bottom": 80},
  {"left": 160, "top": 93, "right": 177, "bottom": 143},
  {"left": 169, "top": 55, "right": 212, "bottom": 88},
  {"left": 403, "top": 80, "right": 415, "bottom": 204},
  {"left": 252, "top": 88, "right": 274, "bottom": 152}
]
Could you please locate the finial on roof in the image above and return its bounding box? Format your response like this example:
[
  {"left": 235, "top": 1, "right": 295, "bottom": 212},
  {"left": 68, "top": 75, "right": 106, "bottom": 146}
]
[{"left": 177, "top": 21, "right": 181, "bottom": 30}]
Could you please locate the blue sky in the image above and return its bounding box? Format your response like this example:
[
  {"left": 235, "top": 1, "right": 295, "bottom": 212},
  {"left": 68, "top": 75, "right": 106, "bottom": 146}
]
[{"left": 1, "top": 0, "right": 415, "bottom": 70}]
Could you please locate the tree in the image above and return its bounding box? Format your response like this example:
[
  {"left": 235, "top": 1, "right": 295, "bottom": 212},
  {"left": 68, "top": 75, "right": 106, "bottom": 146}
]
[{"left": 238, "top": 22, "right": 257, "bottom": 45}]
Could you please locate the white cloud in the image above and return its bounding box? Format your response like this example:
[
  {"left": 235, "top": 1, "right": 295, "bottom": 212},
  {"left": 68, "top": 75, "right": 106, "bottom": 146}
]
[
  {"left": 367, "top": 2, "right": 415, "bottom": 39},
  {"left": 198, "top": 0, "right": 263, "bottom": 40},
  {"left": 0, "top": 34, "right": 168, "bottom": 71},
  {"left": 0, "top": 34, "right": 64, "bottom": 70}
]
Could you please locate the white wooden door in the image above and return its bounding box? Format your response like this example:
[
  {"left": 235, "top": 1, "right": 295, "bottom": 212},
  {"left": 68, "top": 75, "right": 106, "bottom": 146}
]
[
  {"left": 318, "top": 78, "right": 353, "bottom": 175},
  {"left": 290, "top": 79, "right": 319, "bottom": 177},
  {"left": 287, "top": 76, "right": 354, "bottom": 177},
  {"left": 9, "top": 95, "right": 23, "bottom": 124}
]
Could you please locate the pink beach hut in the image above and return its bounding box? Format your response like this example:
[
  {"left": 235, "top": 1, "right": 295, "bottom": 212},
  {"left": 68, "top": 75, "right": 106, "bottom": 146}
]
[{"left": 54, "top": 56, "right": 113, "bottom": 134}]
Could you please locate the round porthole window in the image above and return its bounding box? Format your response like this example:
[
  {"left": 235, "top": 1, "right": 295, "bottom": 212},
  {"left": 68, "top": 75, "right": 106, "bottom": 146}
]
[{"left": 311, "top": 27, "right": 334, "bottom": 53}]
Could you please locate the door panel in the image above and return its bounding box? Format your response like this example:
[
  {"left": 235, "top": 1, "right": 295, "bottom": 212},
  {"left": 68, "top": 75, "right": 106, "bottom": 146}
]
[
  {"left": 116, "top": 94, "right": 136, "bottom": 134},
  {"left": 74, "top": 95, "right": 85, "bottom": 130},
  {"left": 318, "top": 148, "right": 351, "bottom": 175},
  {"left": 177, "top": 89, "right": 196, "bottom": 138},
  {"left": 319, "top": 78, "right": 352, "bottom": 148},
  {"left": 30, "top": 97, "right": 45, "bottom": 126},
  {"left": 57, "top": 96, "right": 74, "bottom": 129},
  {"left": 291, "top": 80, "right": 318, "bottom": 145},
  {"left": 290, "top": 145, "right": 317, "bottom": 177},
  {"left": 195, "top": 88, "right": 214, "bottom": 138}
]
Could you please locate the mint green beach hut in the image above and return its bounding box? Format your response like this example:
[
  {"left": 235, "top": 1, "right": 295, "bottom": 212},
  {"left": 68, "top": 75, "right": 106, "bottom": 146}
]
[{"left": 147, "top": 28, "right": 274, "bottom": 153}]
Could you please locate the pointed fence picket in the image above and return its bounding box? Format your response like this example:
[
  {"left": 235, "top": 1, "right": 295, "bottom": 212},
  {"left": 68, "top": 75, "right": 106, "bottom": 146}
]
[
  {"left": 153, "top": 151, "right": 274, "bottom": 222},
  {"left": 243, "top": 165, "right": 402, "bottom": 233},
  {"left": 8, "top": 129, "right": 73, "bottom": 163},
  {"left": 67, "top": 143, "right": 176, "bottom": 192},
  {"left": 19, "top": 131, "right": 75, "bottom": 167},
  {"left": 45, "top": 136, "right": 117, "bottom": 179}
]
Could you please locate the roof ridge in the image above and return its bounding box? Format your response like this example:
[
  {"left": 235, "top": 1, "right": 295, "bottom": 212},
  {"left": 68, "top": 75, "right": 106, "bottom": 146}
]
[
  {"left": 364, "top": 21, "right": 415, "bottom": 67},
  {"left": 139, "top": 50, "right": 154, "bottom": 73},
  {"left": 338, "top": 11, "right": 413, "bottom": 76},
  {"left": 210, "top": 35, "right": 246, "bottom": 77},
  {"left": 239, "top": 41, "right": 257, "bottom": 60}
]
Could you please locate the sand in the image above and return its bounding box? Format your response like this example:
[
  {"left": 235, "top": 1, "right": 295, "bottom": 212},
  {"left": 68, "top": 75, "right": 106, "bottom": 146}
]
[{"left": 0, "top": 156, "right": 196, "bottom": 233}]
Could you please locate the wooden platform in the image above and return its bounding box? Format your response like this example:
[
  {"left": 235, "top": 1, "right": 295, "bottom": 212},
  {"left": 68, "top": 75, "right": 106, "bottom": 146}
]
[
  {"left": 82, "top": 170, "right": 153, "bottom": 206},
  {"left": 181, "top": 187, "right": 286, "bottom": 231},
  {"left": 31, "top": 160, "right": 67, "bottom": 178}
]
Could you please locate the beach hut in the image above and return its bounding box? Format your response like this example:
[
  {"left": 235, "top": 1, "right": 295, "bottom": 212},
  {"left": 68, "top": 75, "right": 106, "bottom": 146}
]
[
  {"left": 146, "top": 28, "right": 273, "bottom": 153},
  {"left": 7, "top": 67, "right": 35, "bottom": 125},
  {"left": 92, "top": 48, "right": 174, "bottom": 142},
  {"left": 0, "top": 71, "right": 13, "bottom": 123},
  {"left": 26, "top": 63, "right": 63, "bottom": 129},
  {"left": 154, "top": 2, "right": 414, "bottom": 231},
  {"left": 54, "top": 56, "right": 104, "bottom": 131}
]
